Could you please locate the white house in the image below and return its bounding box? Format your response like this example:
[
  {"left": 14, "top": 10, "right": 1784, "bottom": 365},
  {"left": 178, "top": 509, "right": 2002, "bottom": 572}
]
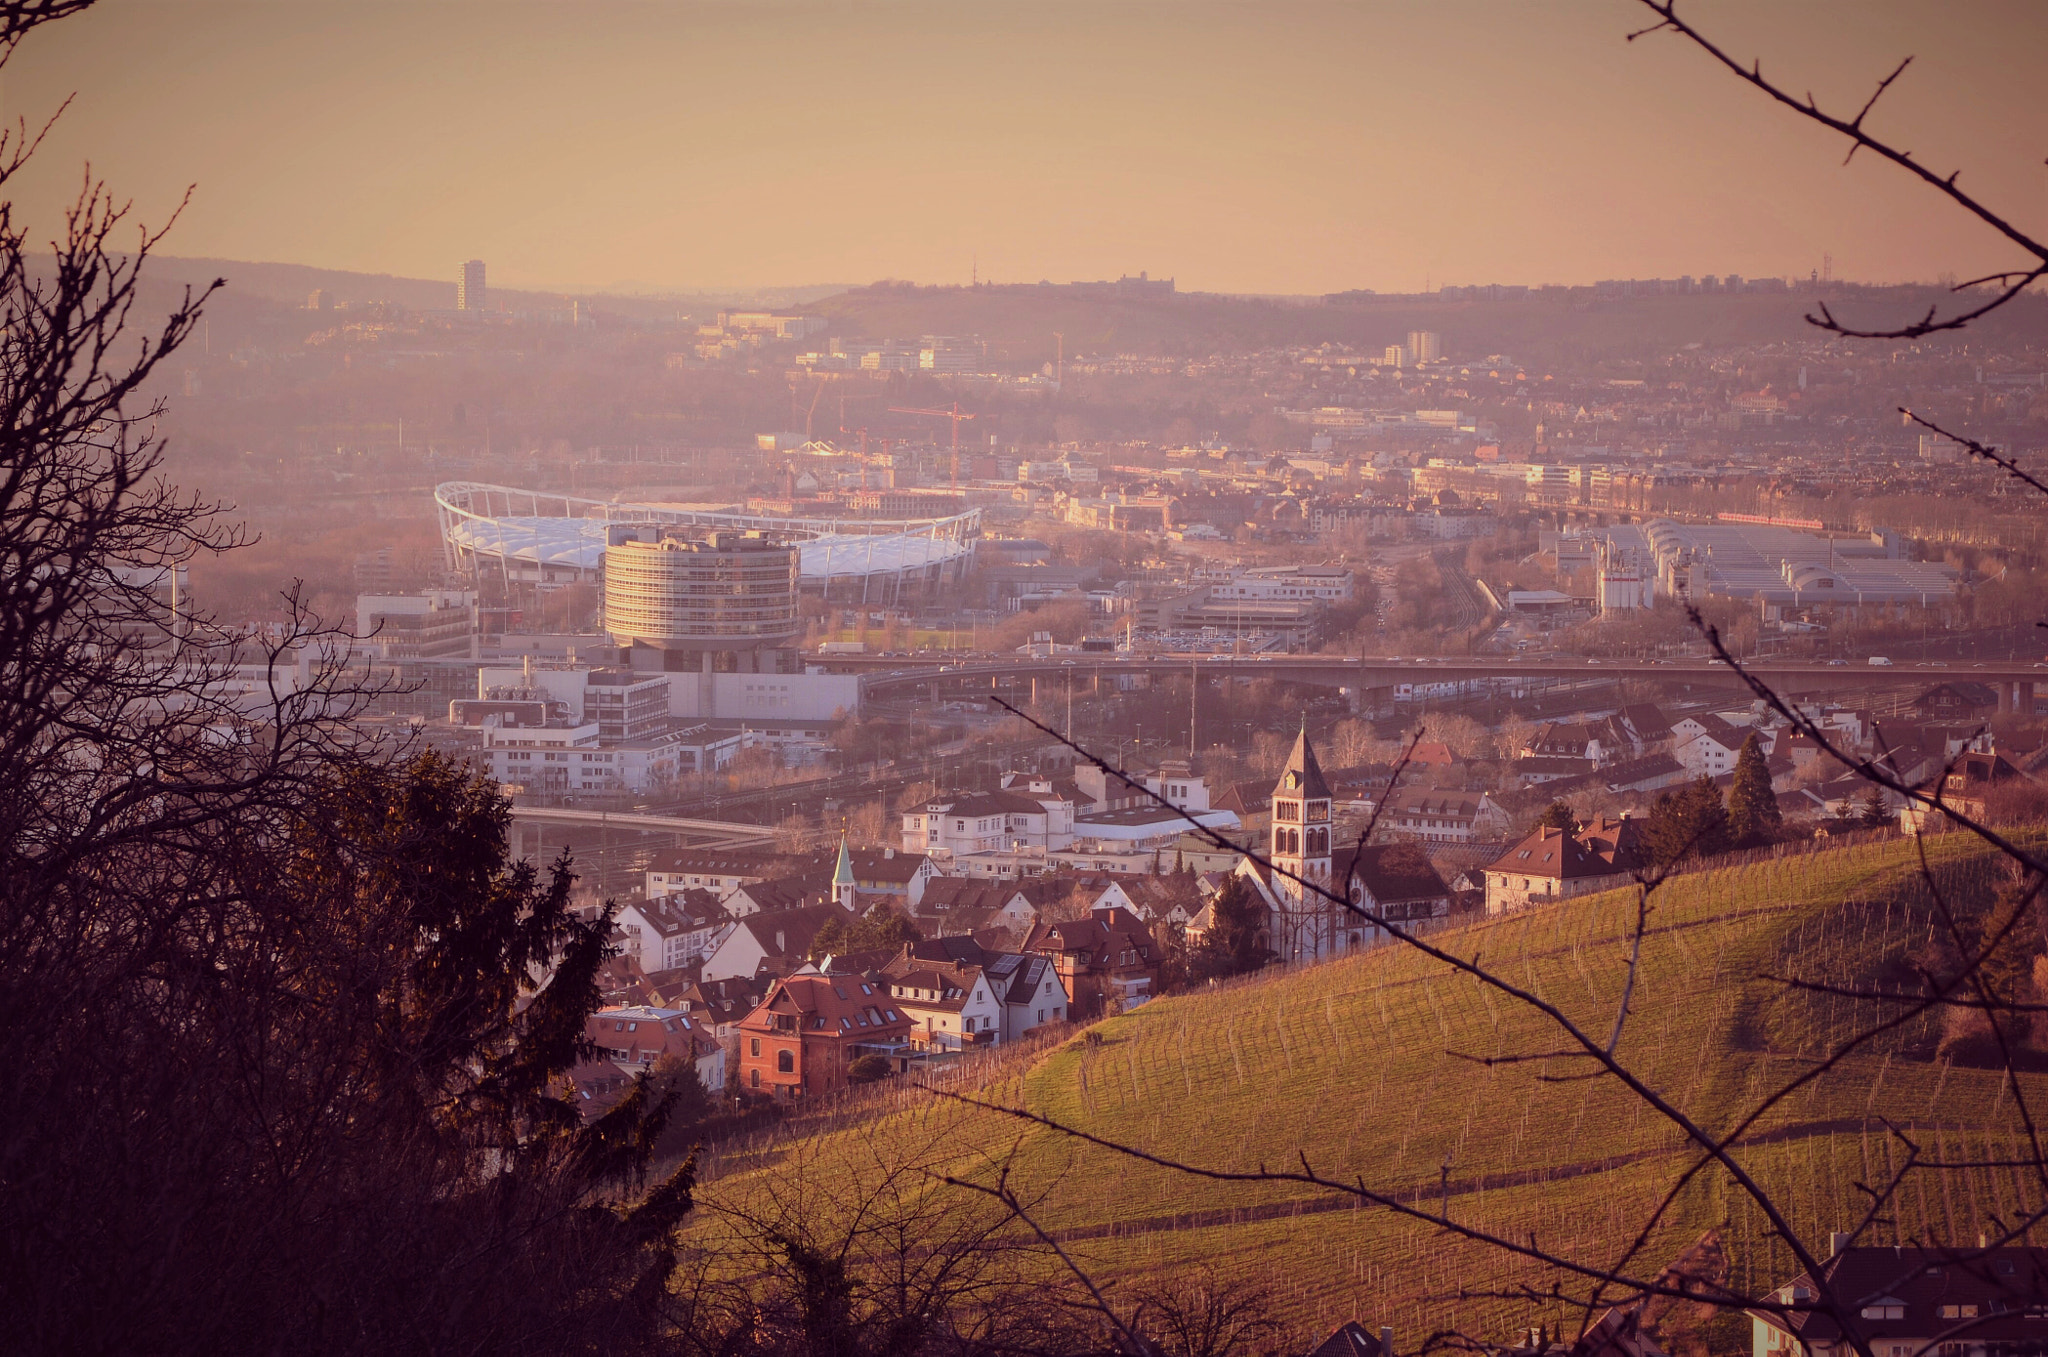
[
  {"left": 699, "top": 904, "right": 855, "bottom": 982},
  {"left": 879, "top": 939, "right": 1070, "bottom": 1048},
  {"left": 646, "top": 849, "right": 773, "bottom": 904},
  {"left": 1379, "top": 790, "right": 1512, "bottom": 844},
  {"left": 1674, "top": 725, "right": 1771, "bottom": 778},
  {"left": 614, "top": 892, "right": 731, "bottom": 973},
  {"left": 1139, "top": 759, "right": 1212, "bottom": 812},
  {"left": 903, "top": 788, "right": 1077, "bottom": 856},
  {"left": 886, "top": 961, "right": 1005, "bottom": 1051}
]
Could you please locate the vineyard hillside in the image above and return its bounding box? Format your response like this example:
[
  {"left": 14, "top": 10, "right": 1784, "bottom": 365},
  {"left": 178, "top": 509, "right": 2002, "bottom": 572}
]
[{"left": 689, "top": 833, "right": 2048, "bottom": 1350}]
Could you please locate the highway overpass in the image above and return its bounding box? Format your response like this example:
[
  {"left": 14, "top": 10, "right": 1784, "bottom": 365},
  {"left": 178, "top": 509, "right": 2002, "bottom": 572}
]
[
  {"left": 842, "top": 653, "right": 2045, "bottom": 712},
  {"left": 507, "top": 805, "right": 777, "bottom": 858}
]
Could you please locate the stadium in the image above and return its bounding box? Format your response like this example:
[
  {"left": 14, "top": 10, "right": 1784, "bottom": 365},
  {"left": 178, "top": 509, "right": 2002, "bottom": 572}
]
[{"left": 433, "top": 482, "right": 980, "bottom": 605}]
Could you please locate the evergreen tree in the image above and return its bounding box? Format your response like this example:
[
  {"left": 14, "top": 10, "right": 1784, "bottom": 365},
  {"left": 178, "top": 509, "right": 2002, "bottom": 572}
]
[
  {"left": 808, "top": 905, "right": 922, "bottom": 961},
  {"left": 1194, "top": 877, "right": 1273, "bottom": 980},
  {"left": 1535, "top": 800, "right": 1577, "bottom": 831},
  {"left": 1645, "top": 776, "right": 1733, "bottom": 865},
  {"left": 1861, "top": 787, "right": 1893, "bottom": 829},
  {"left": 1726, "top": 732, "right": 1782, "bottom": 847},
  {"left": 852, "top": 904, "right": 922, "bottom": 952},
  {"left": 808, "top": 914, "right": 852, "bottom": 961}
]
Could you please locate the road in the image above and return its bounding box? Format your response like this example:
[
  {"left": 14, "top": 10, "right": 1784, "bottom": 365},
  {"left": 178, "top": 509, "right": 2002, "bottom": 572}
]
[{"left": 841, "top": 652, "right": 2047, "bottom": 707}]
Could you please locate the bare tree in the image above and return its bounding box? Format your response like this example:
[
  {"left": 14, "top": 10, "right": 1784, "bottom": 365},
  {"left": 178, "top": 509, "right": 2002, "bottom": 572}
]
[
  {"left": 0, "top": 6, "right": 689, "bottom": 1353},
  {"left": 674, "top": 1130, "right": 1101, "bottom": 1356},
  {"left": 1626, "top": 0, "right": 2048, "bottom": 339},
  {"left": 902, "top": 17, "right": 2048, "bottom": 1354}
]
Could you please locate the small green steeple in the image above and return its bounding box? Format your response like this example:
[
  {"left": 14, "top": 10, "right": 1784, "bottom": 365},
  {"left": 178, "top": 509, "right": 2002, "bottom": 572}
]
[{"left": 833, "top": 831, "right": 856, "bottom": 889}]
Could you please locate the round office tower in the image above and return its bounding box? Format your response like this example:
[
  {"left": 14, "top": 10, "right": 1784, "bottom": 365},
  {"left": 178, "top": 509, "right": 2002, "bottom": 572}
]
[{"left": 604, "top": 527, "right": 802, "bottom": 673}]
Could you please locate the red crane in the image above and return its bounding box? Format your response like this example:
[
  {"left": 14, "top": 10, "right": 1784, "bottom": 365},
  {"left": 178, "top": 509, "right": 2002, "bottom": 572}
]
[{"left": 887, "top": 401, "right": 977, "bottom": 488}]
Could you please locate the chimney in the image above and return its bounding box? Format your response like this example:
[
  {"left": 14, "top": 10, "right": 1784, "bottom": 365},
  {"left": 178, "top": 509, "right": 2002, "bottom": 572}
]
[
  {"left": 1382, "top": 1326, "right": 1396, "bottom": 1357},
  {"left": 1830, "top": 1231, "right": 1853, "bottom": 1257}
]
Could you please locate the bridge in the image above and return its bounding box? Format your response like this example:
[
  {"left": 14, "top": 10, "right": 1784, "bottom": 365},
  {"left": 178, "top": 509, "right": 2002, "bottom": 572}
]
[
  {"left": 507, "top": 805, "right": 777, "bottom": 859},
  {"left": 842, "top": 653, "right": 2045, "bottom": 713}
]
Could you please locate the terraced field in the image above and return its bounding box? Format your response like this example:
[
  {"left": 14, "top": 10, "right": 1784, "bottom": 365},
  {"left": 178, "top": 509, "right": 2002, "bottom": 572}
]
[{"left": 689, "top": 832, "right": 2048, "bottom": 1348}]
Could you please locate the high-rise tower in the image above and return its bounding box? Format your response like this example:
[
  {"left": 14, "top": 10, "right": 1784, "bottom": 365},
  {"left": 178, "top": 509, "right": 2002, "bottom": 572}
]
[
  {"left": 457, "top": 259, "right": 486, "bottom": 311},
  {"left": 603, "top": 527, "right": 801, "bottom": 675}
]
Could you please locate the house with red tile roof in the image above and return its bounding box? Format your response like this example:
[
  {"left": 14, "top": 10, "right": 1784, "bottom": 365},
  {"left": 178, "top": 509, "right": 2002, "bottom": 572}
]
[
  {"left": 1481, "top": 817, "right": 1648, "bottom": 915},
  {"left": 587, "top": 1004, "right": 725, "bottom": 1093},
  {"left": 1022, "top": 905, "right": 1159, "bottom": 1019},
  {"left": 735, "top": 970, "right": 913, "bottom": 1100}
]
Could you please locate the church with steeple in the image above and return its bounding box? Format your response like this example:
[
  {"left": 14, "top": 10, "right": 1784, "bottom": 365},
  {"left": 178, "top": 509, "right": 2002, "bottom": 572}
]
[
  {"left": 1231, "top": 718, "right": 1456, "bottom": 963},
  {"left": 1248, "top": 719, "right": 1338, "bottom": 960},
  {"left": 831, "top": 832, "right": 857, "bottom": 912},
  {"left": 1268, "top": 719, "right": 1333, "bottom": 909}
]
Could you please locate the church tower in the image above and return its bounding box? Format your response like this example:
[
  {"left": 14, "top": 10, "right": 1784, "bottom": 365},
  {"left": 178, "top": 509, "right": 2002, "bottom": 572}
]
[{"left": 1269, "top": 718, "right": 1333, "bottom": 911}]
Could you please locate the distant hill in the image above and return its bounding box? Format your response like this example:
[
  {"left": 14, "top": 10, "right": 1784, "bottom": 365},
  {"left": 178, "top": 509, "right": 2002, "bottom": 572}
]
[
  {"left": 88, "top": 253, "right": 2048, "bottom": 363},
  {"left": 130, "top": 255, "right": 851, "bottom": 318},
  {"left": 815, "top": 280, "right": 2048, "bottom": 364},
  {"left": 693, "top": 832, "right": 2039, "bottom": 1348}
]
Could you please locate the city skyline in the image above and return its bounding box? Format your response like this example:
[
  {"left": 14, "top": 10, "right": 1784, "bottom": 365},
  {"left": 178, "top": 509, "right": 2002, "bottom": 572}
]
[{"left": 10, "top": 0, "right": 2046, "bottom": 296}]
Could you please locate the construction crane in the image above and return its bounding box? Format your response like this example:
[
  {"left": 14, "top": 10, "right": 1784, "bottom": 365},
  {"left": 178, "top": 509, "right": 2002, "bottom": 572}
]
[{"left": 887, "top": 401, "right": 976, "bottom": 488}]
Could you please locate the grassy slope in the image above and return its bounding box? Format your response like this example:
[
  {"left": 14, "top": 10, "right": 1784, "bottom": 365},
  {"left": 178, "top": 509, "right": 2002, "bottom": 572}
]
[{"left": 695, "top": 834, "right": 2048, "bottom": 1346}]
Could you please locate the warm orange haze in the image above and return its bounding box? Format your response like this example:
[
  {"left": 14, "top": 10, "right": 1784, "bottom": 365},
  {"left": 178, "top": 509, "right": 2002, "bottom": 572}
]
[
  {"left": 4, "top": 1, "right": 2048, "bottom": 1355},
  {"left": 10, "top": 0, "right": 2048, "bottom": 293}
]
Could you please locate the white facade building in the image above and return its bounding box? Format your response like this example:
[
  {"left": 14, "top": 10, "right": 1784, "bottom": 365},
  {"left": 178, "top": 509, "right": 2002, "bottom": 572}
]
[
  {"left": 1208, "top": 565, "right": 1355, "bottom": 604},
  {"left": 903, "top": 789, "right": 1077, "bottom": 856},
  {"left": 478, "top": 721, "right": 688, "bottom": 795}
]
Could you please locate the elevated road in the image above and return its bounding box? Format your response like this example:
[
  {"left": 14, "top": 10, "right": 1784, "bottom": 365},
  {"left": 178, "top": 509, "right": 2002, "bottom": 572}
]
[
  {"left": 841, "top": 653, "right": 2046, "bottom": 709},
  {"left": 508, "top": 806, "right": 776, "bottom": 849}
]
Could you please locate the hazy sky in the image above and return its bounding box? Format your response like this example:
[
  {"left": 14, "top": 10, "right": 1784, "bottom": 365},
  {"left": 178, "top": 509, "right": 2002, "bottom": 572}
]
[{"left": 9, "top": 0, "right": 2045, "bottom": 295}]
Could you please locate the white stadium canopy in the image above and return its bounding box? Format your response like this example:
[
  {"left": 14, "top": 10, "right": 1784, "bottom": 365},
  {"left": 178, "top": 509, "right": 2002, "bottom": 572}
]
[{"left": 434, "top": 482, "right": 980, "bottom": 589}]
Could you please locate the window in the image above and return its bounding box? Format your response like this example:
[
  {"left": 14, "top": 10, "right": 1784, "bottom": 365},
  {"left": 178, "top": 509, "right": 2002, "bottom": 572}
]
[
  {"left": 750, "top": 1037, "right": 761, "bottom": 1057},
  {"left": 776, "top": 1049, "right": 794, "bottom": 1073},
  {"left": 749, "top": 1068, "right": 760, "bottom": 1088},
  {"left": 1940, "top": 1305, "right": 1978, "bottom": 1320},
  {"left": 1861, "top": 1304, "right": 1905, "bottom": 1320}
]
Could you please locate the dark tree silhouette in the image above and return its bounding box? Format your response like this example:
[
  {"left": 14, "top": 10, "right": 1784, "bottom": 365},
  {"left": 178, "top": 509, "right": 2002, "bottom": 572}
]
[
  {"left": 0, "top": 5, "right": 689, "bottom": 1352},
  {"left": 1726, "top": 732, "right": 1781, "bottom": 847}
]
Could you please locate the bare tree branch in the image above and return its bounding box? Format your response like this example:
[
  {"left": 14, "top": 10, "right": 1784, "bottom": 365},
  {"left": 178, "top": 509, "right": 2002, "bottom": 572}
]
[{"left": 1628, "top": 0, "right": 2048, "bottom": 337}]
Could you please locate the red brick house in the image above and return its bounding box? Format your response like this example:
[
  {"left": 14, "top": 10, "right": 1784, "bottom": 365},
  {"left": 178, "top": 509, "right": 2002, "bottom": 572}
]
[
  {"left": 735, "top": 970, "right": 912, "bottom": 1100},
  {"left": 1021, "top": 905, "right": 1159, "bottom": 1019}
]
